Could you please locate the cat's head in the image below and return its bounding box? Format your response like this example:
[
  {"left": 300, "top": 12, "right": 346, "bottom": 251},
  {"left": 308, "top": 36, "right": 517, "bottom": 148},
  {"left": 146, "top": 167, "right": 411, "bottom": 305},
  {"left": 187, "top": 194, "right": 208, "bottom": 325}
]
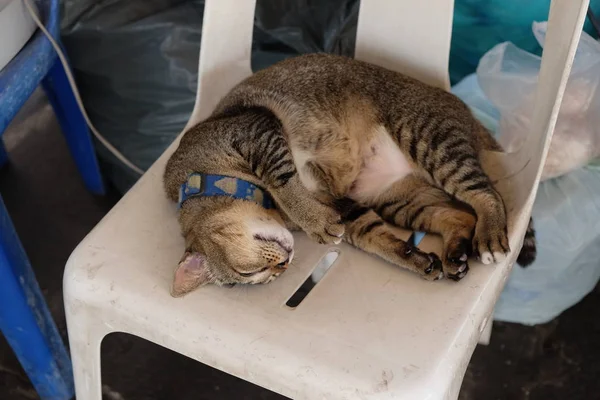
[{"left": 171, "top": 199, "right": 294, "bottom": 297}]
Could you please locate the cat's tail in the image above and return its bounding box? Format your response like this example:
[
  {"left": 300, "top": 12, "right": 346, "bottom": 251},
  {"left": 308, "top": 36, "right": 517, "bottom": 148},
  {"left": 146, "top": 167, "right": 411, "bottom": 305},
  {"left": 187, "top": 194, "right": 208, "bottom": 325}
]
[{"left": 516, "top": 217, "right": 537, "bottom": 267}]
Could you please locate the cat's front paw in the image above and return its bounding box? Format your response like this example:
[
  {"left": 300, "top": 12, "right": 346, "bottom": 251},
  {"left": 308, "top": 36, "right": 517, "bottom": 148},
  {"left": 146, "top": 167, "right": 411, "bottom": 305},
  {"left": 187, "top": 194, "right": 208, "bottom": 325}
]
[
  {"left": 306, "top": 221, "right": 345, "bottom": 245},
  {"left": 303, "top": 204, "right": 345, "bottom": 245},
  {"left": 472, "top": 221, "right": 510, "bottom": 265}
]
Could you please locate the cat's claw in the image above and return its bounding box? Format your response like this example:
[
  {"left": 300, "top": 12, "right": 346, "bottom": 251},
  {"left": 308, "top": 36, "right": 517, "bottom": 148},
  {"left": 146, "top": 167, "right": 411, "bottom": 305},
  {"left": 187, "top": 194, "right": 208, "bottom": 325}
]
[
  {"left": 421, "top": 253, "right": 444, "bottom": 281},
  {"left": 481, "top": 252, "right": 494, "bottom": 265},
  {"left": 326, "top": 223, "right": 345, "bottom": 238},
  {"left": 443, "top": 259, "right": 470, "bottom": 281},
  {"left": 447, "top": 264, "right": 469, "bottom": 281},
  {"left": 443, "top": 236, "right": 471, "bottom": 280}
]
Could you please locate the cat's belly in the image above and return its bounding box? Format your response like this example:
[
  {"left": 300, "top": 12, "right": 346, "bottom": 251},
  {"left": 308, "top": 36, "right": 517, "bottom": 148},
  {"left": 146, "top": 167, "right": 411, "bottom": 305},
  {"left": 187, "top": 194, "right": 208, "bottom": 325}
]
[
  {"left": 290, "top": 125, "right": 413, "bottom": 202},
  {"left": 349, "top": 127, "right": 414, "bottom": 203}
]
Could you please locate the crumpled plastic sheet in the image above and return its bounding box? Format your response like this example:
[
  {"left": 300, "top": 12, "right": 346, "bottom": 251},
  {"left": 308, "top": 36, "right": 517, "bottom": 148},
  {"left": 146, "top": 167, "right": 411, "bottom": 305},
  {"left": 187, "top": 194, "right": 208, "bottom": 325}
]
[
  {"left": 477, "top": 22, "right": 600, "bottom": 181},
  {"left": 453, "top": 73, "right": 600, "bottom": 326}
]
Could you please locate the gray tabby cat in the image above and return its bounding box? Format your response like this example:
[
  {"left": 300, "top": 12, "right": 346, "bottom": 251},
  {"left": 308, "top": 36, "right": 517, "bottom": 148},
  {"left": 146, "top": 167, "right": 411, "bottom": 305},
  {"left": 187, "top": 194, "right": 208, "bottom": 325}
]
[{"left": 164, "top": 53, "right": 536, "bottom": 297}]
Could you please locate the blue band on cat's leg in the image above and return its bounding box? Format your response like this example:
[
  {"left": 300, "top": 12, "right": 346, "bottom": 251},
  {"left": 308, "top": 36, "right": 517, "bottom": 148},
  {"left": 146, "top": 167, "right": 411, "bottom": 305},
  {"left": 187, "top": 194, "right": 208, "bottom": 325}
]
[{"left": 409, "top": 231, "right": 427, "bottom": 247}]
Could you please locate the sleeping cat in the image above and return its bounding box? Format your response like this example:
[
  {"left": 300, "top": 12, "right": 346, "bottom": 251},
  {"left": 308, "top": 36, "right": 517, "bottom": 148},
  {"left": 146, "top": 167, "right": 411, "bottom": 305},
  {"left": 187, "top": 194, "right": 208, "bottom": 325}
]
[{"left": 164, "top": 53, "right": 537, "bottom": 297}]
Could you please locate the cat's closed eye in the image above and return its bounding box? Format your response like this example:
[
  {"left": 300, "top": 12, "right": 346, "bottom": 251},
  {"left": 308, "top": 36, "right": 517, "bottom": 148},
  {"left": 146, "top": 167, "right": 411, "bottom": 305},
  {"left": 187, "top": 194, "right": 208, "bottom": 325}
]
[{"left": 238, "top": 267, "right": 269, "bottom": 277}]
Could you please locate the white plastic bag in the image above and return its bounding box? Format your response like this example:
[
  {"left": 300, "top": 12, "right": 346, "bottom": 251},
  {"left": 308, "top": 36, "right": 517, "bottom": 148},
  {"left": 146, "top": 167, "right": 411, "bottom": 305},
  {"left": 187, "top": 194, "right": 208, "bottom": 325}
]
[
  {"left": 453, "top": 74, "right": 600, "bottom": 325},
  {"left": 452, "top": 27, "right": 600, "bottom": 324},
  {"left": 494, "top": 166, "right": 600, "bottom": 325},
  {"left": 477, "top": 22, "right": 600, "bottom": 181}
]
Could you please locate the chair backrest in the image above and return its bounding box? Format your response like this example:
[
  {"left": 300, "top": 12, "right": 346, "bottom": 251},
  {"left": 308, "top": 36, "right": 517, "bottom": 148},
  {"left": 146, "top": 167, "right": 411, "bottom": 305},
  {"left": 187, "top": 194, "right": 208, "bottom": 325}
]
[
  {"left": 482, "top": 0, "right": 589, "bottom": 222},
  {"left": 190, "top": 0, "right": 590, "bottom": 222},
  {"left": 188, "top": 0, "right": 257, "bottom": 128},
  {"left": 523, "top": 0, "right": 589, "bottom": 180},
  {"left": 190, "top": 0, "right": 456, "bottom": 127},
  {"left": 354, "top": 0, "right": 454, "bottom": 89}
]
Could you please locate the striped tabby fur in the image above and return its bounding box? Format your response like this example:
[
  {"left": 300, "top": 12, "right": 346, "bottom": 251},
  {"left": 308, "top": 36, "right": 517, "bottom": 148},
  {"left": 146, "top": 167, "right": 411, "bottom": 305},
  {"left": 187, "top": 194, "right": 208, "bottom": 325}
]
[{"left": 164, "top": 54, "right": 537, "bottom": 295}]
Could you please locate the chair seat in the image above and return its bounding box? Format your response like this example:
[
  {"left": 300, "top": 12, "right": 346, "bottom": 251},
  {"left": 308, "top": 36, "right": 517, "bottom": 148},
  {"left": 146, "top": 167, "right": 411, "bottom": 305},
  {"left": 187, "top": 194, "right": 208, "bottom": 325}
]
[
  {"left": 65, "top": 144, "right": 523, "bottom": 400},
  {"left": 64, "top": 0, "right": 589, "bottom": 397}
]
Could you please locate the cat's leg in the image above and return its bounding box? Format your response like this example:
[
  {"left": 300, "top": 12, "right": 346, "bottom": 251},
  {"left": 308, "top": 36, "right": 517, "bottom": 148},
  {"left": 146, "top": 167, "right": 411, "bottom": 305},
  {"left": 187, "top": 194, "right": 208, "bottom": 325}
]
[
  {"left": 334, "top": 199, "right": 444, "bottom": 280},
  {"left": 431, "top": 155, "right": 508, "bottom": 265},
  {"left": 225, "top": 112, "right": 346, "bottom": 245},
  {"left": 401, "top": 124, "right": 509, "bottom": 264},
  {"left": 373, "top": 174, "right": 476, "bottom": 280},
  {"left": 244, "top": 143, "right": 344, "bottom": 244},
  {"left": 268, "top": 174, "right": 346, "bottom": 244}
]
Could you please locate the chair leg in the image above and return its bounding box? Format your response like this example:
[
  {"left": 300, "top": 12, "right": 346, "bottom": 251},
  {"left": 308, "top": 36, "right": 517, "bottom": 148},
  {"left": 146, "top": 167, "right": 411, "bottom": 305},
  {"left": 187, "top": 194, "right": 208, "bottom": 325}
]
[
  {"left": 42, "top": 57, "right": 105, "bottom": 195},
  {"left": 0, "top": 138, "right": 8, "bottom": 167},
  {"left": 64, "top": 308, "right": 105, "bottom": 400},
  {"left": 478, "top": 316, "right": 493, "bottom": 346},
  {"left": 0, "top": 195, "right": 74, "bottom": 400}
]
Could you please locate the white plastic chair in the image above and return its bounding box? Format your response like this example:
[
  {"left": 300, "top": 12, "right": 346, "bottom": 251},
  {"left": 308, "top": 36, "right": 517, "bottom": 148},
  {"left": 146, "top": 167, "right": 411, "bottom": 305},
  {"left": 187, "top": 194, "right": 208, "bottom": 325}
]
[{"left": 63, "top": 0, "right": 590, "bottom": 398}]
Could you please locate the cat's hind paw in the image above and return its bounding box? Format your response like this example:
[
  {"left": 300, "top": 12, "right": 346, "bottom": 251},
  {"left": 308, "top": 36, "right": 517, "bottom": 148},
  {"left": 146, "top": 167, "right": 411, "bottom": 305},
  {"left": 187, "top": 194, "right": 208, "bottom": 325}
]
[
  {"left": 416, "top": 252, "right": 444, "bottom": 281},
  {"left": 443, "top": 237, "right": 471, "bottom": 281},
  {"left": 473, "top": 222, "right": 510, "bottom": 265}
]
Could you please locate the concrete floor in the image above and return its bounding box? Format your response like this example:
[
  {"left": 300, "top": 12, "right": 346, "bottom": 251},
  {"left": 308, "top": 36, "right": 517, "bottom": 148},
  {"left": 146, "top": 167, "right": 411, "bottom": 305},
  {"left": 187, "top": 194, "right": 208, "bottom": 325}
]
[{"left": 1, "top": 91, "right": 598, "bottom": 399}]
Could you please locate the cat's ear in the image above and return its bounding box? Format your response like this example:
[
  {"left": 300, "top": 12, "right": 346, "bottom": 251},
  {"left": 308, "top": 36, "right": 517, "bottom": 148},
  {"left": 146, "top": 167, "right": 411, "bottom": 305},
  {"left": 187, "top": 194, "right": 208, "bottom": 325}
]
[{"left": 171, "top": 252, "right": 213, "bottom": 297}]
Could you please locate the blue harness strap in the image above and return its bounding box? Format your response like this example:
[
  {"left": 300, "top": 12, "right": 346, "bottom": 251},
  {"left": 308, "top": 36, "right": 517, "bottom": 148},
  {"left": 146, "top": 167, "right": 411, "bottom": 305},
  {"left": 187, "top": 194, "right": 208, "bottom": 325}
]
[{"left": 178, "top": 173, "right": 275, "bottom": 209}]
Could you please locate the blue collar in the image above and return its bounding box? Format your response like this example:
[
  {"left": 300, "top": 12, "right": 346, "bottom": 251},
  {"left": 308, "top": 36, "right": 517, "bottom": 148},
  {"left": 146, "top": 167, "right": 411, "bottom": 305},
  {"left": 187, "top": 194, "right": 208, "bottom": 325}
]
[{"left": 178, "top": 173, "right": 275, "bottom": 209}]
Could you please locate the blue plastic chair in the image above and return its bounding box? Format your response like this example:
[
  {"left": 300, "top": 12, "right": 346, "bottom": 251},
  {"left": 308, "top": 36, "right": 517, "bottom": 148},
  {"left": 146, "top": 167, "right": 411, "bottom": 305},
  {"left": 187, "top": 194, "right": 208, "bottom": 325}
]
[
  {"left": 0, "top": 0, "right": 104, "bottom": 398},
  {"left": 0, "top": 0, "right": 103, "bottom": 193}
]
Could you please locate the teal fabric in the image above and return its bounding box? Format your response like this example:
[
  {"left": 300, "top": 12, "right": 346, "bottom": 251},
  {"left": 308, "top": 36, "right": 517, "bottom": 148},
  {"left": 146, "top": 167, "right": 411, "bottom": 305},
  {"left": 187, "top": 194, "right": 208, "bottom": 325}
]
[{"left": 450, "top": 0, "right": 600, "bottom": 84}]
